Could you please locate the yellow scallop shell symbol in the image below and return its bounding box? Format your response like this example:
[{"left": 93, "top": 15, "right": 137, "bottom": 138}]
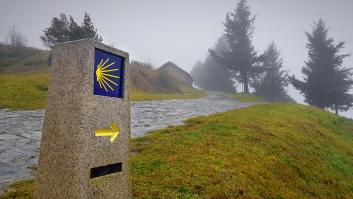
[{"left": 96, "top": 58, "right": 120, "bottom": 92}]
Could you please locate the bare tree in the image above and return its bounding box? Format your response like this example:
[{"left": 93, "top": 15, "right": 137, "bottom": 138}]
[{"left": 6, "top": 25, "right": 27, "bottom": 48}]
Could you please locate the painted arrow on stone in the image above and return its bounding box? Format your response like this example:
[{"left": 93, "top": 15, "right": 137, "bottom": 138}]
[{"left": 95, "top": 122, "right": 119, "bottom": 143}]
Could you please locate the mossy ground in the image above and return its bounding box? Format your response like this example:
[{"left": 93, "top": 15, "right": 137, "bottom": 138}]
[
  {"left": 2, "top": 103, "right": 353, "bottom": 198},
  {"left": 233, "top": 93, "right": 263, "bottom": 103},
  {"left": 0, "top": 72, "right": 205, "bottom": 110}
]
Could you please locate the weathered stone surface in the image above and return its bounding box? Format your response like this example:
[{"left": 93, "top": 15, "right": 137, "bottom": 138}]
[
  {"left": 35, "top": 39, "right": 131, "bottom": 199},
  {"left": 0, "top": 109, "right": 42, "bottom": 191}
]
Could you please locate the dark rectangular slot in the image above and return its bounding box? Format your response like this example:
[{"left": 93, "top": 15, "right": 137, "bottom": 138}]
[{"left": 90, "top": 163, "right": 122, "bottom": 178}]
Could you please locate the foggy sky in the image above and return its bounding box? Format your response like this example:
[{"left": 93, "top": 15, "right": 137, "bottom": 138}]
[{"left": 1, "top": 0, "right": 353, "bottom": 117}]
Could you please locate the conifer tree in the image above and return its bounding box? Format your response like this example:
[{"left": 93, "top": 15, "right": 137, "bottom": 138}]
[
  {"left": 291, "top": 18, "right": 353, "bottom": 114},
  {"left": 40, "top": 14, "right": 70, "bottom": 48},
  {"left": 41, "top": 13, "right": 102, "bottom": 48},
  {"left": 81, "top": 13, "right": 103, "bottom": 42},
  {"left": 253, "top": 42, "right": 291, "bottom": 102},
  {"left": 191, "top": 36, "right": 236, "bottom": 92},
  {"left": 209, "top": 0, "right": 260, "bottom": 93}
]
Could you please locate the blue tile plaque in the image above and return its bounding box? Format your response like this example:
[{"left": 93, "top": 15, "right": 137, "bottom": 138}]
[{"left": 93, "top": 48, "right": 124, "bottom": 98}]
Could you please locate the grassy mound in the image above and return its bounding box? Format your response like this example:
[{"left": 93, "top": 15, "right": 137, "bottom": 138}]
[
  {"left": 132, "top": 103, "right": 353, "bottom": 198},
  {"left": 2, "top": 103, "right": 353, "bottom": 198}
]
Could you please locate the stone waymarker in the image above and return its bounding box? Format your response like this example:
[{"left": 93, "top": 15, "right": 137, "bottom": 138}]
[{"left": 35, "top": 39, "right": 131, "bottom": 199}]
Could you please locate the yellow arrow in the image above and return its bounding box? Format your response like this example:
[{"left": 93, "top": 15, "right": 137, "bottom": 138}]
[{"left": 95, "top": 122, "right": 119, "bottom": 143}]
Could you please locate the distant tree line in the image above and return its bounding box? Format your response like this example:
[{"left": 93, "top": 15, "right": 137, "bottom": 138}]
[
  {"left": 193, "top": 0, "right": 290, "bottom": 101},
  {"left": 191, "top": 0, "right": 352, "bottom": 114}
]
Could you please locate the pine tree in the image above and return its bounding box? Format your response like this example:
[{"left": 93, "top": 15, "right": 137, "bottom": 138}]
[
  {"left": 81, "top": 12, "right": 103, "bottom": 42},
  {"left": 40, "top": 14, "right": 70, "bottom": 48},
  {"left": 253, "top": 42, "right": 291, "bottom": 102},
  {"left": 209, "top": 0, "right": 260, "bottom": 93},
  {"left": 41, "top": 13, "right": 102, "bottom": 48},
  {"left": 68, "top": 16, "right": 83, "bottom": 41},
  {"left": 291, "top": 18, "right": 353, "bottom": 114},
  {"left": 191, "top": 58, "right": 236, "bottom": 93},
  {"left": 191, "top": 36, "right": 236, "bottom": 93}
]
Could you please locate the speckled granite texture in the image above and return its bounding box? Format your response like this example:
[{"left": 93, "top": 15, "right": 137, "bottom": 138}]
[{"left": 35, "top": 39, "right": 131, "bottom": 199}]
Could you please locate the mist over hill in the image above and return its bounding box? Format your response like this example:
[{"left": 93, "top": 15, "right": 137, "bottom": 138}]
[
  {"left": 0, "top": 45, "right": 50, "bottom": 73},
  {"left": 130, "top": 61, "right": 193, "bottom": 94}
]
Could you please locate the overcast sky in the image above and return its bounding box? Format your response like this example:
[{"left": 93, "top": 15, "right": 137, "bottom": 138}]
[{"left": 1, "top": 0, "right": 353, "bottom": 117}]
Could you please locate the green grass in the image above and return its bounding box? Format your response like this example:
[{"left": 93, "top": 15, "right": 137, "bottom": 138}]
[
  {"left": 131, "top": 103, "right": 353, "bottom": 198},
  {"left": 233, "top": 92, "right": 263, "bottom": 103},
  {"left": 0, "top": 71, "right": 49, "bottom": 110},
  {"left": 2, "top": 103, "right": 353, "bottom": 198}
]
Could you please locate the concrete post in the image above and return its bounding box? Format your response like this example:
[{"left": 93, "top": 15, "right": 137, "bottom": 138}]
[{"left": 35, "top": 39, "right": 131, "bottom": 199}]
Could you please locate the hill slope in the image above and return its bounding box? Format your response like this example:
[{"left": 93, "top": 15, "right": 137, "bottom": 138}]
[
  {"left": 130, "top": 61, "right": 184, "bottom": 93},
  {"left": 0, "top": 45, "right": 50, "bottom": 73},
  {"left": 132, "top": 103, "right": 353, "bottom": 198},
  {"left": 157, "top": 61, "right": 193, "bottom": 87},
  {"left": 0, "top": 71, "right": 48, "bottom": 109},
  {"left": 129, "top": 61, "right": 204, "bottom": 101},
  {"left": 1, "top": 103, "right": 353, "bottom": 198}
]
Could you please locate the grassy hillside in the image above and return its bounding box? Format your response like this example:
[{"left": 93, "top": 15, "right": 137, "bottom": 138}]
[
  {"left": 0, "top": 71, "right": 48, "bottom": 109},
  {"left": 129, "top": 61, "right": 201, "bottom": 98},
  {"left": 132, "top": 103, "right": 353, "bottom": 198},
  {"left": 2, "top": 103, "right": 353, "bottom": 198},
  {"left": 0, "top": 45, "right": 50, "bottom": 73},
  {"left": 130, "top": 61, "right": 181, "bottom": 93}
]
